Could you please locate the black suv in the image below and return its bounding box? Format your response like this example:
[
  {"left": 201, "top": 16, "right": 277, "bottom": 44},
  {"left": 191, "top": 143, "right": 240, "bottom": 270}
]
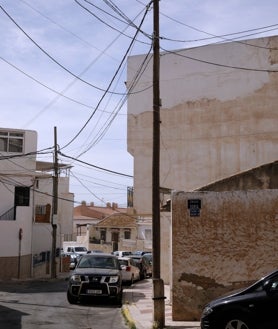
[
  {"left": 201, "top": 269, "right": 278, "bottom": 329},
  {"left": 67, "top": 253, "right": 122, "bottom": 305}
]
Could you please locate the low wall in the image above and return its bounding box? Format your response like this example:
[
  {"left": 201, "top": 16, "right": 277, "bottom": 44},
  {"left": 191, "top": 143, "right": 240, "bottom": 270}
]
[
  {"left": 0, "top": 254, "right": 31, "bottom": 280},
  {"left": 172, "top": 189, "right": 278, "bottom": 320}
]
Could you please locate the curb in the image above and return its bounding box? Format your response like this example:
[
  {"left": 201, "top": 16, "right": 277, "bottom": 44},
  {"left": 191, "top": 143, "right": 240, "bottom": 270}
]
[{"left": 122, "top": 304, "right": 136, "bottom": 329}]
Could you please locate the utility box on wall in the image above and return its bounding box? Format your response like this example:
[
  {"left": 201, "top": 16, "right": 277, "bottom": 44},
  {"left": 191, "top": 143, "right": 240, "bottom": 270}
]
[{"left": 171, "top": 189, "right": 278, "bottom": 321}]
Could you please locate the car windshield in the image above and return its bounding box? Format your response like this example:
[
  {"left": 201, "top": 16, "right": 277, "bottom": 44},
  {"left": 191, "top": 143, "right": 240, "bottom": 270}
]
[{"left": 78, "top": 256, "right": 117, "bottom": 269}]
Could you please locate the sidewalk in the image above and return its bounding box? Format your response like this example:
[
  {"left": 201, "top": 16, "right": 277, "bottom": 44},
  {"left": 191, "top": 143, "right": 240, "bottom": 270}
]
[{"left": 122, "top": 278, "right": 200, "bottom": 329}]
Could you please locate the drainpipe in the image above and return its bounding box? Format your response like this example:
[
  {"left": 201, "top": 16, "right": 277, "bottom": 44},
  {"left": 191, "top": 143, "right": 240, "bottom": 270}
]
[{"left": 18, "top": 228, "right": 23, "bottom": 279}]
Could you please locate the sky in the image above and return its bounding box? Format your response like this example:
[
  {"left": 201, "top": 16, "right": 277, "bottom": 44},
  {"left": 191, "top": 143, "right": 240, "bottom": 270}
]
[{"left": 0, "top": 0, "right": 277, "bottom": 207}]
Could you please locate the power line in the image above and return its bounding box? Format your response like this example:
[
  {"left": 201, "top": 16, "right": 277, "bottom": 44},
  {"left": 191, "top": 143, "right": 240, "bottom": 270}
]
[
  {"left": 59, "top": 151, "right": 133, "bottom": 178},
  {"left": 0, "top": 4, "right": 141, "bottom": 96},
  {"left": 75, "top": 43, "right": 153, "bottom": 157},
  {"left": 75, "top": 0, "right": 152, "bottom": 43},
  {"left": 160, "top": 46, "right": 278, "bottom": 73},
  {"left": 60, "top": 2, "right": 151, "bottom": 151},
  {"left": 160, "top": 11, "right": 278, "bottom": 48}
]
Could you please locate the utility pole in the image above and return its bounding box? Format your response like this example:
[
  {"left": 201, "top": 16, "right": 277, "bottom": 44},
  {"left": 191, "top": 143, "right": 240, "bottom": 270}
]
[
  {"left": 152, "top": 0, "right": 165, "bottom": 328},
  {"left": 51, "top": 126, "right": 58, "bottom": 279}
]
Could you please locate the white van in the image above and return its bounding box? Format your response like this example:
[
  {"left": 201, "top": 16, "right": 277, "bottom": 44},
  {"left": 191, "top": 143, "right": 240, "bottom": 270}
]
[{"left": 66, "top": 246, "right": 88, "bottom": 256}]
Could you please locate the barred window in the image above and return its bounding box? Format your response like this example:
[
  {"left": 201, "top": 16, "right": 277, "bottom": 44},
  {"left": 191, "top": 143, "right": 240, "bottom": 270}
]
[{"left": 0, "top": 131, "right": 24, "bottom": 153}]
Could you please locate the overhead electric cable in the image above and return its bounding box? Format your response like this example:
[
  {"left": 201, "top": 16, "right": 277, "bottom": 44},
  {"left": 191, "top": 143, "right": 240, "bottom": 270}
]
[
  {"left": 0, "top": 4, "right": 142, "bottom": 96},
  {"left": 60, "top": 2, "right": 151, "bottom": 151},
  {"left": 59, "top": 151, "right": 133, "bottom": 178},
  {"left": 71, "top": 171, "right": 107, "bottom": 204},
  {"left": 161, "top": 47, "right": 278, "bottom": 73},
  {"left": 160, "top": 11, "right": 278, "bottom": 46},
  {"left": 0, "top": 147, "right": 53, "bottom": 160},
  {"left": 74, "top": 43, "right": 152, "bottom": 156},
  {"left": 0, "top": 55, "right": 98, "bottom": 110},
  {"left": 19, "top": 0, "right": 117, "bottom": 55},
  {"left": 75, "top": 0, "right": 151, "bottom": 43}
]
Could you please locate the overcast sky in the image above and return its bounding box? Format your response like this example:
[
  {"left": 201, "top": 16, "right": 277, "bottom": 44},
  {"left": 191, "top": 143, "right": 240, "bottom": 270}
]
[{"left": 0, "top": 0, "right": 277, "bottom": 207}]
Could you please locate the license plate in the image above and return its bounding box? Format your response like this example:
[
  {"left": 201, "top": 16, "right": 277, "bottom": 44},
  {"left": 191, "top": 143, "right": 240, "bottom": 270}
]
[{"left": 87, "top": 289, "right": 102, "bottom": 295}]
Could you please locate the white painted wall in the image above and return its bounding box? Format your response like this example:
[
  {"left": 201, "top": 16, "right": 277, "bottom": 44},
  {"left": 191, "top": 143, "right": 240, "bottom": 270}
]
[{"left": 0, "top": 206, "right": 32, "bottom": 256}]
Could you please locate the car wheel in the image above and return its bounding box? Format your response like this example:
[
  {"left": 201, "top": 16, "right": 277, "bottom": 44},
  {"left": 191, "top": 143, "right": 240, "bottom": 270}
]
[
  {"left": 67, "top": 290, "right": 78, "bottom": 304},
  {"left": 223, "top": 317, "right": 251, "bottom": 329}
]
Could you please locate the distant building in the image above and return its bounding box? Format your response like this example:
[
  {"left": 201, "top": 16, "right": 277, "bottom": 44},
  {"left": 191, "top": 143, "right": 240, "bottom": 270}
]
[{"left": 71, "top": 202, "right": 152, "bottom": 253}]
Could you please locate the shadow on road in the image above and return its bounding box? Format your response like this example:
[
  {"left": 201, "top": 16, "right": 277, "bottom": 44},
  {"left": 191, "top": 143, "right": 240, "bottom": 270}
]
[
  {"left": 0, "top": 304, "right": 28, "bottom": 329},
  {"left": 0, "top": 278, "right": 68, "bottom": 294}
]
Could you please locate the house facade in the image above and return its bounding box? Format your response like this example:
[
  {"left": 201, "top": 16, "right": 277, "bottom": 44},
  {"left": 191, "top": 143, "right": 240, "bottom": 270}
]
[
  {"left": 71, "top": 203, "right": 152, "bottom": 253},
  {"left": 0, "top": 128, "right": 73, "bottom": 280}
]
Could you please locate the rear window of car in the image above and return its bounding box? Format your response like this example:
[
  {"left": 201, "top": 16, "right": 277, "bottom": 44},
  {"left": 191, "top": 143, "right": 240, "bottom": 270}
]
[
  {"left": 132, "top": 258, "right": 141, "bottom": 264},
  {"left": 122, "top": 252, "right": 132, "bottom": 256},
  {"left": 119, "top": 259, "right": 128, "bottom": 266},
  {"left": 75, "top": 247, "right": 87, "bottom": 252}
]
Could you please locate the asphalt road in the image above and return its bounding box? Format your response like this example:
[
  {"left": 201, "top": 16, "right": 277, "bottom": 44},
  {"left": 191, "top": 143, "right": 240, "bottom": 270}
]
[{"left": 0, "top": 277, "right": 128, "bottom": 329}]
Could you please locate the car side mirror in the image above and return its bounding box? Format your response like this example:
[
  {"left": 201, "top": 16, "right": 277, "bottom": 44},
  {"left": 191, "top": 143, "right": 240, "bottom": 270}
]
[{"left": 263, "top": 280, "right": 278, "bottom": 295}]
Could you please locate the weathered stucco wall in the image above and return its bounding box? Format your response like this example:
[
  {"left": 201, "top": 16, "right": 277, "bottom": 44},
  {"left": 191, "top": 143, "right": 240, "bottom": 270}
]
[
  {"left": 127, "top": 35, "right": 278, "bottom": 215},
  {"left": 172, "top": 189, "right": 278, "bottom": 321}
]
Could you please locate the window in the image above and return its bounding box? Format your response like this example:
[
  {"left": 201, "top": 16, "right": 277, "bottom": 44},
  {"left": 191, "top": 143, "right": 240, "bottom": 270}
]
[
  {"left": 15, "top": 186, "right": 30, "bottom": 207},
  {"left": 124, "top": 229, "right": 131, "bottom": 239},
  {"left": 35, "top": 204, "right": 51, "bottom": 223},
  {"left": 0, "top": 131, "right": 24, "bottom": 153}
]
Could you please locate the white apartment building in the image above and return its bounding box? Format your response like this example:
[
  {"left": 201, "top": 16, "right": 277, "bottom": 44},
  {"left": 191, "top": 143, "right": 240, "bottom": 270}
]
[{"left": 0, "top": 128, "right": 74, "bottom": 279}]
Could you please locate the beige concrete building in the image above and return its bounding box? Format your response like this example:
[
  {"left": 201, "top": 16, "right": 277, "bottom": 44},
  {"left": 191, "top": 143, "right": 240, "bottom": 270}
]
[
  {"left": 126, "top": 35, "right": 278, "bottom": 320},
  {"left": 127, "top": 35, "right": 278, "bottom": 215}
]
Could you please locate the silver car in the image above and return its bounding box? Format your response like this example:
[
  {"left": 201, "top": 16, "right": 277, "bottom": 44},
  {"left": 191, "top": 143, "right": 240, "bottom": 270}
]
[{"left": 118, "top": 257, "right": 140, "bottom": 285}]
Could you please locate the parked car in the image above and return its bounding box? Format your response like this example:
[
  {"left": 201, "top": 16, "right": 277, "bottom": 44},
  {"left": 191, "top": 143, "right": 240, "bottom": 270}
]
[
  {"left": 67, "top": 253, "right": 123, "bottom": 305},
  {"left": 129, "top": 255, "right": 149, "bottom": 280},
  {"left": 201, "top": 268, "right": 278, "bottom": 329},
  {"left": 118, "top": 257, "right": 140, "bottom": 285},
  {"left": 65, "top": 246, "right": 88, "bottom": 256},
  {"left": 112, "top": 250, "right": 132, "bottom": 257},
  {"left": 132, "top": 250, "right": 149, "bottom": 256},
  {"left": 142, "top": 253, "right": 152, "bottom": 277},
  {"left": 87, "top": 250, "right": 103, "bottom": 253}
]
